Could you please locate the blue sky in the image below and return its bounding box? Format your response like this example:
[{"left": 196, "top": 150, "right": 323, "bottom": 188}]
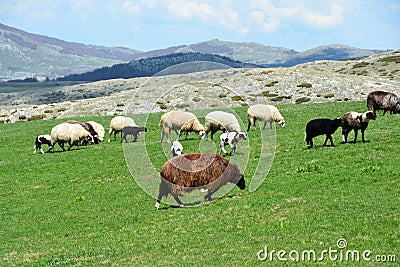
[{"left": 0, "top": 0, "right": 399, "bottom": 52}]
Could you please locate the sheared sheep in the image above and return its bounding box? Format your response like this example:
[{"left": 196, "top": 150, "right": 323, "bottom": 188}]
[
  {"left": 367, "top": 90, "right": 400, "bottom": 115},
  {"left": 155, "top": 153, "right": 245, "bottom": 210},
  {"left": 49, "top": 122, "right": 94, "bottom": 152},
  {"left": 34, "top": 134, "right": 51, "bottom": 154},
  {"left": 108, "top": 116, "right": 137, "bottom": 142},
  {"left": 304, "top": 118, "right": 343, "bottom": 148},
  {"left": 66, "top": 120, "right": 99, "bottom": 144},
  {"left": 159, "top": 110, "right": 204, "bottom": 143},
  {"left": 342, "top": 111, "right": 376, "bottom": 143},
  {"left": 171, "top": 140, "right": 183, "bottom": 157},
  {"left": 87, "top": 121, "right": 105, "bottom": 142},
  {"left": 219, "top": 131, "right": 247, "bottom": 155},
  {"left": 121, "top": 126, "right": 147, "bottom": 142},
  {"left": 247, "top": 104, "right": 285, "bottom": 131},
  {"left": 203, "top": 111, "right": 243, "bottom": 141}
]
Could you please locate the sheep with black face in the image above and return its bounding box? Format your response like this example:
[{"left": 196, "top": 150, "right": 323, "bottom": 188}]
[
  {"left": 342, "top": 111, "right": 376, "bottom": 143},
  {"left": 304, "top": 118, "right": 343, "bottom": 148}
]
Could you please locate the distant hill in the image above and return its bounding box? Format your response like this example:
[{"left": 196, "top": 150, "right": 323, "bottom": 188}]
[
  {"left": 0, "top": 23, "right": 387, "bottom": 81},
  {"left": 57, "top": 52, "right": 258, "bottom": 82},
  {"left": 262, "top": 44, "right": 388, "bottom": 67},
  {"left": 0, "top": 23, "right": 141, "bottom": 81}
]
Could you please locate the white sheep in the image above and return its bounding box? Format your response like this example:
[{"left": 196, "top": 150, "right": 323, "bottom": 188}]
[
  {"left": 87, "top": 121, "right": 105, "bottom": 142},
  {"left": 171, "top": 140, "right": 183, "bottom": 157},
  {"left": 50, "top": 122, "right": 94, "bottom": 152},
  {"left": 203, "top": 111, "right": 243, "bottom": 141},
  {"left": 159, "top": 110, "right": 205, "bottom": 143},
  {"left": 108, "top": 116, "right": 137, "bottom": 142},
  {"left": 247, "top": 104, "right": 285, "bottom": 131},
  {"left": 219, "top": 131, "right": 247, "bottom": 156}
]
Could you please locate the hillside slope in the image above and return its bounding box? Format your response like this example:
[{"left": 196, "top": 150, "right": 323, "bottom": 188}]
[{"left": 0, "top": 23, "right": 141, "bottom": 81}]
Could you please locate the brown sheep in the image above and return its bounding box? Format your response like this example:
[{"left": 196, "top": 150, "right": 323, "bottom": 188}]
[
  {"left": 155, "top": 153, "right": 245, "bottom": 210},
  {"left": 367, "top": 90, "right": 400, "bottom": 115}
]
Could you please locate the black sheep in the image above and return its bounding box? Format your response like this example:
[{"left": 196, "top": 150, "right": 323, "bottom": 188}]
[
  {"left": 121, "top": 126, "right": 147, "bottom": 143},
  {"left": 305, "top": 118, "right": 343, "bottom": 148}
]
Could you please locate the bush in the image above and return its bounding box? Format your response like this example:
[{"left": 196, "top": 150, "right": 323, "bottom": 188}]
[
  {"left": 352, "top": 62, "right": 369, "bottom": 68},
  {"left": 297, "top": 82, "right": 312, "bottom": 88},
  {"left": 57, "top": 107, "right": 67, "bottom": 112},
  {"left": 324, "top": 93, "right": 335, "bottom": 98},
  {"left": 28, "top": 114, "right": 46, "bottom": 121},
  {"left": 44, "top": 109, "right": 54, "bottom": 113},
  {"left": 231, "top": 96, "right": 245, "bottom": 101},
  {"left": 295, "top": 97, "right": 311, "bottom": 104}
]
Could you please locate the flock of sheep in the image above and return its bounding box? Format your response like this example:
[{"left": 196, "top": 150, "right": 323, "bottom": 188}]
[
  {"left": 305, "top": 90, "right": 399, "bottom": 148},
  {"left": 33, "top": 89, "right": 399, "bottom": 209}
]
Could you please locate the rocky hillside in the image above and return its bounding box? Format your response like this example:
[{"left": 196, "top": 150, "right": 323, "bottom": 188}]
[
  {"left": 0, "top": 23, "right": 141, "bottom": 81},
  {"left": 1, "top": 50, "right": 399, "bottom": 124}
]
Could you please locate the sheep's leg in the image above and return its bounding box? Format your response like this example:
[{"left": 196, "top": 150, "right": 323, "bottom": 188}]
[
  {"left": 342, "top": 129, "right": 348, "bottom": 143},
  {"left": 309, "top": 139, "right": 313, "bottom": 148},
  {"left": 325, "top": 135, "right": 334, "bottom": 146},
  {"left": 59, "top": 142, "right": 66, "bottom": 151},
  {"left": 220, "top": 145, "right": 228, "bottom": 155},
  {"left": 247, "top": 120, "right": 251, "bottom": 131},
  {"left": 121, "top": 133, "right": 126, "bottom": 143},
  {"left": 269, "top": 121, "right": 273, "bottom": 129},
  {"left": 204, "top": 190, "right": 214, "bottom": 202},
  {"left": 353, "top": 129, "right": 358, "bottom": 143},
  {"left": 361, "top": 129, "right": 366, "bottom": 143}
]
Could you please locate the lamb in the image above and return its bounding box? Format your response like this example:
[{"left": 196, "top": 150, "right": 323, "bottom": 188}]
[
  {"left": 108, "top": 116, "right": 137, "bottom": 142},
  {"left": 49, "top": 122, "right": 94, "bottom": 152},
  {"left": 304, "top": 118, "right": 343, "bottom": 148},
  {"left": 66, "top": 120, "right": 99, "bottom": 144},
  {"left": 121, "top": 126, "right": 147, "bottom": 142},
  {"left": 159, "top": 110, "right": 205, "bottom": 143},
  {"left": 86, "top": 121, "right": 105, "bottom": 142},
  {"left": 247, "top": 104, "right": 285, "bottom": 131},
  {"left": 367, "top": 90, "right": 400, "bottom": 115},
  {"left": 155, "top": 153, "right": 245, "bottom": 210},
  {"left": 34, "top": 134, "right": 51, "bottom": 154},
  {"left": 203, "top": 111, "right": 243, "bottom": 141},
  {"left": 171, "top": 140, "right": 183, "bottom": 157},
  {"left": 342, "top": 111, "right": 376, "bottom": 143},
  {"left": 219, "top": 131, "right": 247, "bottom": 156}
]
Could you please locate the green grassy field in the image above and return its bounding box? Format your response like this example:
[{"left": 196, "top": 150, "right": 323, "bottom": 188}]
[{"left": 0, "top": 101, "right": 399, "bottom": 266}]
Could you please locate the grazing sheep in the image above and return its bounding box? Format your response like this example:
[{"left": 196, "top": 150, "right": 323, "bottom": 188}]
[
  {"left": 49, "top": 123, "right": 94, "bottom": 152},
  {"left": 155, "top": 153, "right": 245, "bottom": 210},
  {"left": 367, "top": 90, "right": 400, "bottom": 115},
  {"left": 247, "top": 104, "right": 285, "bottom": 131},
  {"left": 159, "top": 110, "right": 205, "bottom": 143},
  {"left": 34, "top": 134, "right": 51, "bottom": 154},
  {"left": 66, "top": 120, "right": 99, "bottom": 144},
  {"left": 171, "top": 140, "right": 183, "bottom": 157},
  {"left": 87, "top": 121, "right": 105, "bottom": 142},
  {"left": 203, "top": 111, "right": 243, "bottom": 141},
  {"left": 121, "top": 126, "right": 147, "bottom": 142},
  {"left": 342, "top": 111, "right": 376, "bottom": 143},
  {"left": 219, "top": 131, "right": 247, "bottom": 155},
  {"left": 108, "top": 116, "right": 137, "bottom": 142},
  {"left": 304, "top": 118, "right": 343, "bottom": 148}
]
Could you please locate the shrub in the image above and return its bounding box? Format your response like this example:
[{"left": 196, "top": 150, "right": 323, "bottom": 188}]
[
  {"left": 265, "top": 81, "right": 279, "bottom": 87},
  {"left": 175, "top": 103, "right": 190, "bottom": 108},
  {"left": 231, "top": 96, "right": 245, "bottom": 101},
  {"left": 352, "top": 62, "right": 369, "bottom": 68},
  {"left": 297, "top": 82, "right": 312, "bottom": 88},
  {"left": 192, "top": 97, "right": 201, "bottom": 102},
  {"left": 116, "top": 103, "right": 125, "bottom": 107},
  {"left": 218, "top": 92, "right": 228, "bottom": 98},
  {"left": 324, "top": 93, "right": 335, "bottom": 98},
  {"left": 44, "top": 109, "right": 54, "bottom": 113},
  {"left": 57, "top": 107, "right": 67, "bottom": 112},
  {"left": 261, "top": 91, "right": 278, "bottom": 97},
  {"left": 28, "top": 114, "right": 46, "bottom": 121},
  {"left": 270, "top": 96, "right": 284, "bottom": 101},
  {"left": 295, "top": 97, "right": 311, "bottom": 104},
  {"left": 18, "top": 115, "right": 27, "bottom": 120}
]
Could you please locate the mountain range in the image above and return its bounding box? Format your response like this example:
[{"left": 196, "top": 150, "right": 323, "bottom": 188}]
[{"left": 0, "top": 23, "right": 388, "bottom": 81}]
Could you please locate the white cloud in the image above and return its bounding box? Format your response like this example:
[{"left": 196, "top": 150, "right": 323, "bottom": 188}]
[{"left": 167, "top": 0, "right": 217, "bottom": 23}]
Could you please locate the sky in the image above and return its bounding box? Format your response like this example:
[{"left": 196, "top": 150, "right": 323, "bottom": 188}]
[{"left": 0, "top": 0, "right": 399, "bottom": 52}]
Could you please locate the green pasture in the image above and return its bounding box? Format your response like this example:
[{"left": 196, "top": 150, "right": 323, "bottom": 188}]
[{"left": 0, "top": 101, "right": 399, "bottom": 266}]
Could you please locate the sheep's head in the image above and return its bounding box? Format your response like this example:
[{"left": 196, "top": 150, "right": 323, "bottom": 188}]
[
  {"left": 238, "top": 132, "right": 247, "bottom": 140},
  {"left": 198, "top": 130, "right": 205, "bottom": 138},
  {"left": 278, "top": 120, "right": 285, "bottom": 127},
  {"left": 362, "top": 111, "right": 376, "bottom": 122}
]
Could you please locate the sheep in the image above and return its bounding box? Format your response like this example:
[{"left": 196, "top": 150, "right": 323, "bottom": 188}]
[
  {"left": 86, "top": 121, "right": 105, "bottom": 142},
  {"left": 247, "top": 104, "right": 285, "bottom": 131},
  {"left": 108, "top": 116, "right": 137, "bottom": 142},
  {"left": 171, "top": 140, "right": 183, "bottom": 157},
  {"left": 121, "top": 126, "right": 147, "bottom": 142},
  {"left": 304, "top": 118, "right": 343, "bottom": 148},
  {"left": 219, "top": 131, "right": 247, "bottom": 156},
  {"left": 203, "top": 111, "right": 243, "bottom": 141},
  {"left": 155, "top": 153, "right": 245, "bottom": 210},
  {"left": 66, "top": 120, "right": 99, "bottom": 144},
  {"left": 367, "top": 90, "right": 400, "bottom": 116},
  {"left": 342, "top": 111, "right": 376, "bottom": 143},
  {"left": 34, "top": 134, "right": 51, "bottom": 154},
  {"left": 49, "top": 122, "right": 94, "bottom": 152},
  {"left": 159, "top": 110, "right": 205, "bottom": 143}
]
